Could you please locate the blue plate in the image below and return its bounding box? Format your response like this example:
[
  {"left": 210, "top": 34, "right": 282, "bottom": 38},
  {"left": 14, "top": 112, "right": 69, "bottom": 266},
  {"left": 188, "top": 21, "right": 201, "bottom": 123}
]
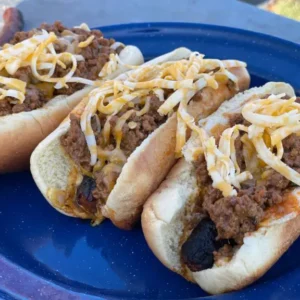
[{"left": 1, "top": 23, "right": 300, "bottom": 300}]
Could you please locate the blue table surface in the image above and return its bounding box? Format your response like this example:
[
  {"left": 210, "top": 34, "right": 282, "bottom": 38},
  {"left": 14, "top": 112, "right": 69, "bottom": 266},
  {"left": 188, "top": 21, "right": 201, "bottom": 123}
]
[
  {"left": 2, "top": 1, "right": 300, "bottom": 299},
  {"left": 17, "top": 0, "right": 300, "bottom": 44}
]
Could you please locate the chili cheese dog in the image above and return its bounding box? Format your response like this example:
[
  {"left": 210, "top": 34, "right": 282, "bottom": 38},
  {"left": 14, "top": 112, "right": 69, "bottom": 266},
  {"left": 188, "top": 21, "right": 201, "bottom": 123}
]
[
  {"left": 31, "top": 49, "right": 250, "bottom": 229},
  {"left": 142, "top": 82, "right": 300, "bottom": 294}
]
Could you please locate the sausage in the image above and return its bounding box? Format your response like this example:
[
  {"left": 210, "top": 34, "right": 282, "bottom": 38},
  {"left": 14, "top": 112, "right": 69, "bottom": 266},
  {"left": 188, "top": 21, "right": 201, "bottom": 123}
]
[
  {"left": 0, "top": 7, "right": 24, "bottom": 46},
  {"left": 181, "top": 218, "right": 229, "bottom": 272},
  {"left": 76, "top": 176, "right": 97, "bottom": 213}
]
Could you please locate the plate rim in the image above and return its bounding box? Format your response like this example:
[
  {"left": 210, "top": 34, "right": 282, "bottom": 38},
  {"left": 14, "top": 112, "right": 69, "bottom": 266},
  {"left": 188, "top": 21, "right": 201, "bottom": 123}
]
[
  {"left": 1, "top": 21, "right": 300, "bottom": 300},
  {"left": 96, "top": 21, "right": 300, "bottom": 50}
]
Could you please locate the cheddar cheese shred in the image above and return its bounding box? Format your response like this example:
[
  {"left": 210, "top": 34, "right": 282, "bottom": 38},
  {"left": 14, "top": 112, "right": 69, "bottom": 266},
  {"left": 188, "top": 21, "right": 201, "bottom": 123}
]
[
  {"left": 0, "top": 27, "right": 124, "bottom": 104},
  {"left": 79, "top": 52, "right": 246, "bottom": 168},
  {"left": 192, "top": 94, "right": 300, "bottom": 198}
]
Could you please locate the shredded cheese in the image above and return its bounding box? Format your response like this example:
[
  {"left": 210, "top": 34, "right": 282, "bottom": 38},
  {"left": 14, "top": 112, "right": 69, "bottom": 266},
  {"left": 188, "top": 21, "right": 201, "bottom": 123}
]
[
  {"left": 128, "top": 65, "right": 162, "bottom": 82},
  {"left": 113, "top": 110, "right": 136, "bottom": 148},
  {"left": 80, "top": 51, "right": 245, "bottom": 169},
  {"left": 0, "top": 25, "right": 119, "bottom": 104},
  {"left": 254, "top": 135, "right": 300, "bottom": 186},
  {"left": 0, "top": 88, "right": 25, "bottom": 103},
  {"left": 189, "top": 94, "right": 300, "bottom": 197},
  {"left": 0, "top": 76, "right": 26, "bottom": 103},
  {"left": 202, "top": 125, "right": 252, "bottom": 197},
  {"left": 78, "top": 35, "right": 95, "bottom": 48},
  {"left": 124, "top": 78, "right": 194, "bottom": 90},
  {"left": 99, "top": 53, "right": 119, "bottom": 78},
  {"left": 241, "top": 94, "right": 300, "bottom": 187},
  {"left": 0, "top": 76, "right": 26, "bottom": 93},
  {"left": 30, "top": 34, "right": 92, "bottom": 89},
  {"left": 136, "top": 96, "right": 150, "bottom": 116}
]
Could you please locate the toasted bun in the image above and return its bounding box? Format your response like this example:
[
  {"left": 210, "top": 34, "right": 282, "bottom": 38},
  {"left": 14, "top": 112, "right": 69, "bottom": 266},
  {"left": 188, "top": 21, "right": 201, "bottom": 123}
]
[
  {"left": 142, "top": 82, "right": 300, "bottom": 294},
  {"left": 0, "top": 45, "right": 144, "bottom": 173},
  {"left": 30, "top": 48, "right": 193, "bottom": 219}
]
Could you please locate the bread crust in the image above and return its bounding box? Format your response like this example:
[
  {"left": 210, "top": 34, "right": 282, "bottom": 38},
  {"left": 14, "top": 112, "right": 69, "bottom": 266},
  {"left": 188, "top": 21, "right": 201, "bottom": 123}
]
[
  {"left": 30, "top": 97, "right": 90, "bottom": 218},
  {"left": 0, "top": 87, "right": 93, "bottom": 173},
  {"left": 142, "top": 158, "right": 197, "bottom": 271},
  {"left": 141, "top": 82, "right": 300, "bottom": 294},
  {"left": 194, "top": 207, "right": 300, "bottom": 294}
]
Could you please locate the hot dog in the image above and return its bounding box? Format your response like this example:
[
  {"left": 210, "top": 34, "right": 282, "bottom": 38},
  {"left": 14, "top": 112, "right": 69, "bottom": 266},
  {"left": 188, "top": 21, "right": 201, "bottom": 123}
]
[
  {"left": 31, "top": 49, "right": 249, "bottom": 229},
  {"left": 142, "top": 82, "right": 300, "bottom": 294}
]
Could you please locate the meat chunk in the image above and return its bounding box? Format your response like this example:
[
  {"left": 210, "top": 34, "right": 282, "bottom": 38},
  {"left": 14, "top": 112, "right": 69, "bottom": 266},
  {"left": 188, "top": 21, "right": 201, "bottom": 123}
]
[
  {"left": 61, "top": 95, "right": 168, "bottom": 211},
  {"left": 60, "top": 114, "right": 91, "bottom": 170},
  {"left": 203, "top": 187, "right": 264, "bottom": 243},
  {"left": 121, "top": 95, "right": 166, "bottom": 156},
  {"left": 192, "top": 133, "right": 300, "bottom": 244},
  {"left": 0, "top": 99, "right": 12, "bottom": 116},
  {"left": 282, "top": 134, "right": 300, "bottom": 169},
  {"left": 181, "top": 218, "right": 230, "bottom": 272},
  {"left": 76, "top": 176, "right": 97, "bottom": 213},
  {"left": 12, "top": 86, "right": 46, "bottom": 113},
  {"left": 92, "top": 169, "right": 120, "bottom": 206}
]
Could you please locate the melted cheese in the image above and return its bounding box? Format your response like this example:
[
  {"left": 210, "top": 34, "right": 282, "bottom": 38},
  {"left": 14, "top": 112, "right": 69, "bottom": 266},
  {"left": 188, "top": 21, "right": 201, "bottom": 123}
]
[
  {"left": 136, "top": 96, "right": 150, "bottom": 116},
  {"left": 113, "top": 110, "right": 135, "bottom": 148}
]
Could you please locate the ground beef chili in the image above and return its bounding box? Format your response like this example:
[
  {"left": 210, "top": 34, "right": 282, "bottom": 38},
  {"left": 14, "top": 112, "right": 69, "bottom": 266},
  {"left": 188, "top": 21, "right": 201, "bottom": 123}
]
[
  {"left": 60, "top": 114, "right": 91, "bottom": 170},
  {"left": 182, "top": 98, "right": 300, "bottom": 271},
  {"left": 0, "top": 21, "right": 122, "bottom": 116},
  {"left": 61, "top": 95, "right": 168, "bottom": 212},
  {"left": 197, "top": 133, "right": 297, "bottom": 246}
]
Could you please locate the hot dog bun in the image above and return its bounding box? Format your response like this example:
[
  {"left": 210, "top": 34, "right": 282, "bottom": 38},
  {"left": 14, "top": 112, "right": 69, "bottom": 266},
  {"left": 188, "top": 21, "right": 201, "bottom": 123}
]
[
  {"left": 0, "top": 45, "right": 144, "bottom": 173},
  {"left": 142, "top": 82, "right": 300, "bottom": 294},
  {"left": 31, "top": 48, "right": 250, "bottom": 229},
  {"left": 103, "top": 66, "right": 250, "bottom": 229},
  {"left": 30, "top": 48, "right": 193, "bottom": 219}
]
